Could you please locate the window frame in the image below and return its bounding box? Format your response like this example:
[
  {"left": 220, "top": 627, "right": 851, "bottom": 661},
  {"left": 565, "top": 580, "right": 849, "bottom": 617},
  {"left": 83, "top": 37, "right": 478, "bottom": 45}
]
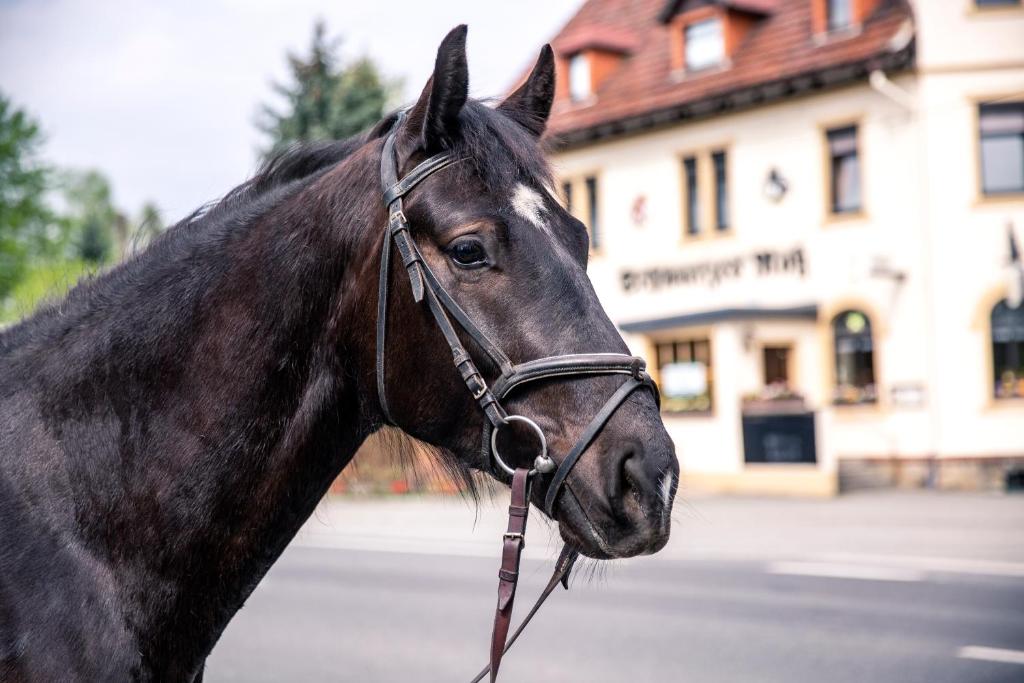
[
  {"left": 653, "top": 337, "right": 715, "bottom": 416},
  {"left": 683, "top": 16, "right": 725, "bottom": 72},
  {"left": 991, "top": 298, "right": 1024, "bottom": 400},
  {"left": 821, "top": 120, "right": 866, "bottom": 222},
  {"left": 683, "top": 156, "right": 700, "bottom": 237},
  {"left": 680, "top": 146, "right": 732, "bottom": 240},
  {"left": 584, "top": 175, "right": 600, "bottom": 252},
  {"left": 826, "top": 0, "right": 853, "bottom": 31},
  {"left": 977, "top": 101, "right": 1024, "bottom": 198},
  {"left": 762, "top": 345, "right": 793, "bottom": 388},
  {"left": 973, "top": 0, "right": 1022, "bottom": 8},
  {"left": 712, "top": 149, "right": 729, "bottom": 232},
  {"left": 557, "top": 173, "right": 602, "bottom": 254},
  {"left": 567, "top": 52, "right": 592, "bottom": 103},
  {"left": 830, "top": 309, "right": 878, "bottom": 406}
]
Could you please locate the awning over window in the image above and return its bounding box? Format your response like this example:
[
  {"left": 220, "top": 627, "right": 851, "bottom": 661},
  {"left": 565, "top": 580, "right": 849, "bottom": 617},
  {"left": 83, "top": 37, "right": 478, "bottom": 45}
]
[{"left": 619, "top": 304, "right": 818, "bottom": 333}]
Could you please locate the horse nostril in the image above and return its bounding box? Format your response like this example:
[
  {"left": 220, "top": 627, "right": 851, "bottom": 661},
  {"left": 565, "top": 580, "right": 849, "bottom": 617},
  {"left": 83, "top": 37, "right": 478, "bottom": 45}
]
[{"left": 606, "top": 441, "right": 644, "bottom": 514}]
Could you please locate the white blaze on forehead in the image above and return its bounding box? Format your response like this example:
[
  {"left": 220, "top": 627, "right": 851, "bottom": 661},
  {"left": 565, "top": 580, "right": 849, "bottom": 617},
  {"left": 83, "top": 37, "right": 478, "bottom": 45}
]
[{"left": 510, "top": 183, "right": 548, "bottom": 232}]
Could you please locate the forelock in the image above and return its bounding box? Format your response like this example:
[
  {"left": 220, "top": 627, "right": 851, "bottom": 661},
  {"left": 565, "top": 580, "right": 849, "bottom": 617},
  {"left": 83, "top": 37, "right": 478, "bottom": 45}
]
[{"left": 449, "top": 100, "right": 552, "bottom": 193}]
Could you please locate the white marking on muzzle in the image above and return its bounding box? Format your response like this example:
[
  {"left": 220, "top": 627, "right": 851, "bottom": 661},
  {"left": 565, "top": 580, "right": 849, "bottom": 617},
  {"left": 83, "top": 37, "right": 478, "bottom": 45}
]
[
  {"left": 659, "top": 472, "right": 674, "bottom": 529},
  {"left": 511, "top": 183, "right": 548, "bottom": 232},
  {"left": 659, "top": 472, "right": 674, "bottom": 508}
]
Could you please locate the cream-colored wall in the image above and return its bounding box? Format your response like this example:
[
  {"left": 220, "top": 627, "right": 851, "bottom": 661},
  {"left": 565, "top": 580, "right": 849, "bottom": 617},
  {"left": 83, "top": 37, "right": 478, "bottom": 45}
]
[
  {"left": 552, "top": 24, "right": 1024, "bottom": 474},
  {"left": 913, "top": 0, "right": 1024, "bottom": 72},
  {"left": 913, "top": 1, "right": 1024, "bottom": 457}
]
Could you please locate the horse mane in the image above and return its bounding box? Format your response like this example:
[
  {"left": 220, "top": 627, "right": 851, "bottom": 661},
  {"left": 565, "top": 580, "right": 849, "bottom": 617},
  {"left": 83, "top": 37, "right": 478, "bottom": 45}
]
[{"left": 210, "top": 98, "right": 551, "bottom": 225}]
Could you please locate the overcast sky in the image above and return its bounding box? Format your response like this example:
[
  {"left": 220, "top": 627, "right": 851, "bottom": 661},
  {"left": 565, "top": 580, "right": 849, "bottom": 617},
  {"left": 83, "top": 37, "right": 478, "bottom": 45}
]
[{"left": 0, "top": 0, "right": 581, "bottom": 221}]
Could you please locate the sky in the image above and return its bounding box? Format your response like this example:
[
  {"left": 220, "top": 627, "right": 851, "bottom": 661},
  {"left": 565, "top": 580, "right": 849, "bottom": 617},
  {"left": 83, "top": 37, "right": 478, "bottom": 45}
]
[{"left": 0, "top": 0, "right": 582, "bottom": 222}]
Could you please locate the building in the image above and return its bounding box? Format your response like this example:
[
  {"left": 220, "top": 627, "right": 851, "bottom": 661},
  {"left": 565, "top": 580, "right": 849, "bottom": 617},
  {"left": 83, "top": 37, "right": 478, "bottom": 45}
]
[{"left": 542, "top": 0, "right": 1024, "bottom": 495}]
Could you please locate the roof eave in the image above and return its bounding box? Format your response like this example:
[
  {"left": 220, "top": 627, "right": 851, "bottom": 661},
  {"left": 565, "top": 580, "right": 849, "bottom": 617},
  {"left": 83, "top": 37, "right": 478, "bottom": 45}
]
[{"left": 547, "top": 41, "right": 915, "bottom": 151}]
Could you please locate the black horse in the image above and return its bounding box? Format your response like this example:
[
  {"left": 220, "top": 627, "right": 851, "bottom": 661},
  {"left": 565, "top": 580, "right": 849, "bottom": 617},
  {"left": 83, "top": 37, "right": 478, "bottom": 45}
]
[{"left": 0, "top": 26, "right": 679, "bottom": 681}]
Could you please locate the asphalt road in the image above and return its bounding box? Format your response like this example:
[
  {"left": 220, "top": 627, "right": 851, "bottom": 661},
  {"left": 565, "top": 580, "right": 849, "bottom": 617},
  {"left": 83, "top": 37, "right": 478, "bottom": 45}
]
[{"left": 205, "top": 543, "right": 1024, "bottom": 682}]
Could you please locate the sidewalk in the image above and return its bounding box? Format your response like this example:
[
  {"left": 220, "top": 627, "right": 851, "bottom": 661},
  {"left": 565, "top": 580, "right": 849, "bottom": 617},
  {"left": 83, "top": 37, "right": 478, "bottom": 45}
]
[{"left": 294, "top": 490, "right": 1024, "bottom": 572}]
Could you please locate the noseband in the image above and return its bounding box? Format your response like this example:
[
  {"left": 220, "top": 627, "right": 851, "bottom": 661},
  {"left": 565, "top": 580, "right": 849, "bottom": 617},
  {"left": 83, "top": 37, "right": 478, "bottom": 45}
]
[{"left": 375, "top": 117, "right": 659, "bottom": 681}]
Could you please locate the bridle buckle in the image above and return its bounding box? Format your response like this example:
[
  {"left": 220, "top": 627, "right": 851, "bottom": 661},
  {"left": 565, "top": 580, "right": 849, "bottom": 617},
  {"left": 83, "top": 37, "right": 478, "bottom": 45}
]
[{"left": 470, "top": 376, "right": 489, "bottom": 400}]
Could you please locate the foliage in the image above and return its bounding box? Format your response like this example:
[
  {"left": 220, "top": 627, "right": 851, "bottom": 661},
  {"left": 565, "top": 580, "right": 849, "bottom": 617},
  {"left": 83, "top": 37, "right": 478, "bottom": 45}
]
[
  {"left": 60, "top": 169, "right": 117, "bottom": 265},
  {"left": 0, "top": 92, "right": 53, "bottom": 300},
  {"left": 0, "top": 259, "right": 96, "bottom": 323},
  {"left": 258, "top": 21, "right": 398, "bottom": 159},
  {"left": 0, "top": 94, "right": 166, "bottom": 325}
]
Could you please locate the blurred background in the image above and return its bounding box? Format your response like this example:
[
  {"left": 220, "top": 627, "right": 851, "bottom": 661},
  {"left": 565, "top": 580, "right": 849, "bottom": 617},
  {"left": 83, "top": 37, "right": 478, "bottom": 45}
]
[{"left": 2, "top": 0, "right": 1023, "bottom": 681}]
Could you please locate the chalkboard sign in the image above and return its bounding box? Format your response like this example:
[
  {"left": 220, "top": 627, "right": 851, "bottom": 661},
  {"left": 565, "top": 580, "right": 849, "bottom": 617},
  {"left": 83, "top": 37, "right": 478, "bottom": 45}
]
[{"left": 742, "top": 412, "right": 816, "bottom": 464}]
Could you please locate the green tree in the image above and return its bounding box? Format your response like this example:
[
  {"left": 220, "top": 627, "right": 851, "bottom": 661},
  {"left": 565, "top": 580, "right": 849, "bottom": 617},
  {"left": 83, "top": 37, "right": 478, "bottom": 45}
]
[
  {"left": 258, "top": 21, "right": 398, "bottom": 159},
  {"left": 0, "top": 92, "right": 52, "bottom": 300},
  {"left": 61, "top": 169, "right": 116, "bottom": 265}
]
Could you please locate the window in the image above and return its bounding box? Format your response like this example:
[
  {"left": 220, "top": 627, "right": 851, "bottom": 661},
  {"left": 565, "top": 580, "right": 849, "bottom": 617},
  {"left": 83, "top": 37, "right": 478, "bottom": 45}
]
[
  {"left": 826, "top": 0, "right": 852, "bottom": 30},
  {"left": 827, "top": 125, "right": 861, "bottom": 214},
  {"left": 992, "top": 299, "right": 1024, "bottom": 399},
  {"left": 561, "top": 181, "right": 573, "bottom": 214},
  {"left": 684, "top": 18, "right": 724, "bottom": 71},
  {"left": 832, "top": 310, "right": 877, "bottom": 404},
  {"left": 655, "top": 339, "right": 713, "bottom": 414},
  {"left": 585, "top": 176, "right": 600, "bottom": 250},
  {"left": 979, "top": 102, "right": 1024, "bottom": 195},
  {"left": 763, "top": 346, "right": 791, "bottom": 388},
  {"left": 568, "top": 53, "right": 591, "bottom": 102},
  {"left": 683, "top": 156, "right": 700, "bottom": 236},
  {"left": 712, "top": 150, "right": 729, "bottom": 231}
]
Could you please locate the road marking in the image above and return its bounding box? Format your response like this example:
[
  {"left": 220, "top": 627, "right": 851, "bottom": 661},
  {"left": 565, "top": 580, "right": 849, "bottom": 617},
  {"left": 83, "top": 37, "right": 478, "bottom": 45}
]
[
  {"left": 767, "top": 561, "right": 924, "bottom": 582},
  {"left": 818, "top": 553, "right": 1024, "bottom": 579},
  {"left": 957, "top": 646, "right": 1024, "bottom": 665}
]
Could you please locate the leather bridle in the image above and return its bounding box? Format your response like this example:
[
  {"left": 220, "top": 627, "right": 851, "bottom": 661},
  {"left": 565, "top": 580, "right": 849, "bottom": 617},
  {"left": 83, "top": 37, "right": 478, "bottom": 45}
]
[{"left": 376, "top": 115, "right": 659, "bottom": 682}]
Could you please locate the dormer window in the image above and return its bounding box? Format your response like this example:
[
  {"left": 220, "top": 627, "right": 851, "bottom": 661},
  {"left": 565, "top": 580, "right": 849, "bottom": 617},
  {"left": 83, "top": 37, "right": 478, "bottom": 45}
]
[
  {"left": 555, "top": 33, "right": 635, "bottom": 105},
  {"left": 568, "top": 53, "right": 592, "bottom": 102},
  {"left": 812, "top": 0, "right": 877, "bottom": 36},
  {"left": 827, "top": 0, "right": 852, "bottom": 31},
  {"left": 684, "top": 17, "right": 724, "bottom": 70},
  {"left": 662, "top": 2, "right": 772, "bottom": 75}
]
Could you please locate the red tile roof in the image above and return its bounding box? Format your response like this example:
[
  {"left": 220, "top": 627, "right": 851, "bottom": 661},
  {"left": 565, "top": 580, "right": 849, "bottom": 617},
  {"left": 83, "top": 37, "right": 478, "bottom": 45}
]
[
  {"left": 554, "top": 25, "right": 640, "bottom": 54},
  {"left": 545, "top": 0, "right": 915, "bottom": 147}
]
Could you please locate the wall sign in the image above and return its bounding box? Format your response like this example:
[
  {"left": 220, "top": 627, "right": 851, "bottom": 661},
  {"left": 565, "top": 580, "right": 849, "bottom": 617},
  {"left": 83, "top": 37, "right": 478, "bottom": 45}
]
[{"left": 620, "top": 247, "right": 806, "bottom": 293}]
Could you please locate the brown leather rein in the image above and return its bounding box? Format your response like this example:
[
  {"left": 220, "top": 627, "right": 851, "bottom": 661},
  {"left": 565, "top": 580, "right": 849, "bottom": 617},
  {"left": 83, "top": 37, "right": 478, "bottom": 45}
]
[{"left": 376, "top": 116, "right": 660, "bottom": 681}]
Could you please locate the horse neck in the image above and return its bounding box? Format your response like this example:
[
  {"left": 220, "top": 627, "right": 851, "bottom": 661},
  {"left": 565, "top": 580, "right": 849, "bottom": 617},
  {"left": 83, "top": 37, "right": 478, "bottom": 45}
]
[{"left": 28, "top": 146, "right": 384, "bottom": 667}]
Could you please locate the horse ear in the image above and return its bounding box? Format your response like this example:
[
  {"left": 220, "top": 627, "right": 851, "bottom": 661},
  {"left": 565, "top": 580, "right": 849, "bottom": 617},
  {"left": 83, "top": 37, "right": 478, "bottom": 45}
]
[
  {"left": 403, "top": 25, "right": 469, "bottom": 154},
  {"left": 498, "top": 45, "right": 555, "bottom": 137}
]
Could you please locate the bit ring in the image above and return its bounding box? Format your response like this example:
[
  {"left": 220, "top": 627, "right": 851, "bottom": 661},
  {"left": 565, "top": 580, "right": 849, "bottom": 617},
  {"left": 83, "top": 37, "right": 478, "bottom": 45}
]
[{"left": 491, "top": 415, "right": 554, "bottom": 476}]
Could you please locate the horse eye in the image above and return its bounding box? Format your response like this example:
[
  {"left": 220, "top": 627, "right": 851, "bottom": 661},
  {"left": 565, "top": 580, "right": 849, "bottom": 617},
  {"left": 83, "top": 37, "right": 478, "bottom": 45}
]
[{"left": 448, "top": 238, "right": 488, "bottom": 268}]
